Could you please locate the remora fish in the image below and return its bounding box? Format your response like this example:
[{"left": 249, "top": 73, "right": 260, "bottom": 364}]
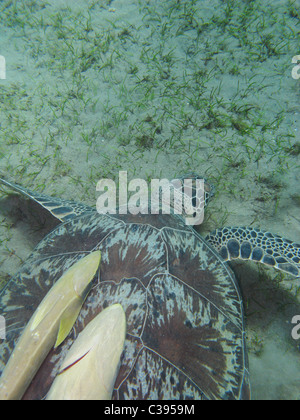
[
  {"left": 46, "top": 303, "right": 126, "bottom": 400},
  {"left": 0, "top": 251, "right": 101, "bottom": 400}
]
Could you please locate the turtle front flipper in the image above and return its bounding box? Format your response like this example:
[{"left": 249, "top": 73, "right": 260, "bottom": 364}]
[
  {"left": 205, "top": 227, "right": 300, "bottom": 278},
  {"left": 0, "top": 177, "right": 94, "bottom": 222}
]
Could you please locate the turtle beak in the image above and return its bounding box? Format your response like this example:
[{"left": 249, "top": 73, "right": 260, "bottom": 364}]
[
  {"left": 0, "top": 251, "right": 101, "bottom": 400},
  {"left": 46, "top": 304, "right": 126, "bottom": 400}
]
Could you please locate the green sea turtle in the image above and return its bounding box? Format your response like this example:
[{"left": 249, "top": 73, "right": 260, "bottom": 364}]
[{"left": 0, "top": 176, "right": 299, "bottom": 400}]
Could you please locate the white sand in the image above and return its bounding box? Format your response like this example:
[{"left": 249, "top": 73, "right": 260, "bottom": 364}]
[{"left": 0, "top": 0, "right": 299, "bottom": 400}]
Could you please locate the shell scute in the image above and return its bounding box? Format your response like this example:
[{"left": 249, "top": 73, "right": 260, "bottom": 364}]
[{"left": 0, "top": 213, "right": 249, "bottom": 400}]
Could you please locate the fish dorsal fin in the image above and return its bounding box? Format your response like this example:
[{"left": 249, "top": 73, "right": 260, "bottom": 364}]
[{"left": 54, "top": 302, "right": 83, "bottom": 348}]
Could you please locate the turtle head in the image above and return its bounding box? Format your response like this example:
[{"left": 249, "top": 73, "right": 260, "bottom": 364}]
[
  {"left": 203, "top": 178, "right": 215, "bottom": 207},
  {"left": 178, "top": 173, "right": 214, "bottom": 208},
  {"left": 174, "top": 174, "right": 214, "bottom": 226}
]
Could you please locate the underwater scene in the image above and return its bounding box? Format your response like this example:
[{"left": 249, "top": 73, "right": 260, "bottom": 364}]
[{"left": 0, "top": 0, "right": 299, "bottom": 401}]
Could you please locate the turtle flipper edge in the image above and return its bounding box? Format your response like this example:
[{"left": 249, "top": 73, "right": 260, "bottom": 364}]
[
  {"left": 0, "top": 177, "right": 94, "bottom": 222},
  {"left": 206, "top": 227, "right": 300, "bottom": 278}
]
